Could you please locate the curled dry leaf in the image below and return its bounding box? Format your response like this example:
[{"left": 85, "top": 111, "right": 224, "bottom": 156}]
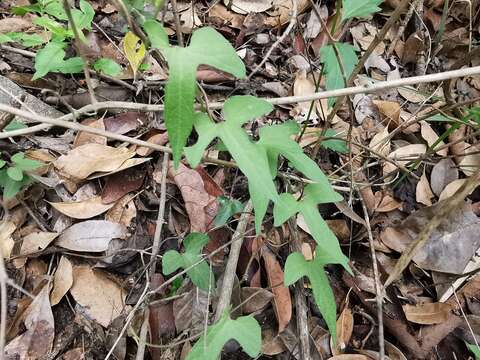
[
  {"left": 55, "top": 220, "right": 128, "bottom": 252},
  {"left": 49, "top": 196, "right": 114, "bottom": 219},
  {"left": 20, "top": 231, "right": 59, "bottom": 256},
  {"left": 54, "top": 143, "right": 135, "bottom": 181},
  {"left": 369, "top": 126, "right": 391, "bottom": 157},
  {"left": 70, "top": 265, "right": 126, "bottom": 327},
  {"left": 403, "top": 302, "right": 453, "bottom": 325},
  {"left": 332, "top": 307, "right": 354, "bottom": 355},
  {"left": 383, "top": 144, "right": 427, "bottom": 177},
  {"left": 262, "top": 247, "right": 292, "bottom": 333},
  {"left": 430, "top": 158, "right": 459, "bottom": 196},
  {"left": 416, "top": 171, "right": 435, "bottom": 206},
  {"left": 291, "top": 70, "right": 328, "bottom": 122},
  {"left": 105, "top": 195, "right": 137, "bottom": 227},
  {"left": 5, "top": 285, "right": 54, "bottom": 359},
  {"left": 374, "top": 191, "right": 402, "bottom": 213},
  {"left": 50, "top": 256, "right": 73, "bottom": 305},
  {"left": 420, "top": 121, "right": 447, "bottom": 156}
]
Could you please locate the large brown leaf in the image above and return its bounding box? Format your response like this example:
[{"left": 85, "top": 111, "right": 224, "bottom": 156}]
[
  {"left": 49, "top": 196, "right": 114, "bottom": 219},
  {"left": 403, "top": 302, "right": 453, "bottom": 325}
]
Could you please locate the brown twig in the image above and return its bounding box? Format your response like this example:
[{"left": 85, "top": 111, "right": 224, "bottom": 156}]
[
  {"left": 170, "top": 0, "right": 184, "bottom": 47},
  {"left": 386, "top": 0, "right": 419, "bottom": 56},
  {"left": 214, "top": 201, "right": 253, "bottom": 322}
]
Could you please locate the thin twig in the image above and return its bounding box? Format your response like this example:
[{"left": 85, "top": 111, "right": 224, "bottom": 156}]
[
  {"left": 246, "top": 0, "right": 297, "bottom": 80},
  {"left": 358, "top": 191, "right": 384, "bottom": 360},
  {"left": 170, "top": 0, "right": 184, "bottom": 47},
  {"left": 387, "top": 0, "right": 419, "bottom": 56},
  {"left": 214, "top": 201, "right": 253, "bottom": 322}
]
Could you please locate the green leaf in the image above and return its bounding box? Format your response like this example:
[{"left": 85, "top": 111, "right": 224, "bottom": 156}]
[
  {"left": 123, "top": 31, "right": 146, "bottom": 76},
  {"left": 320, "top": 43, "right": 358, "bottom": 106},
  {"left": 320, "top": 129, "right": 349, "bottom": 153},
  {"left": 214, "top": 196, "right": 244, "bottom": 226},
  {"left": 342, "top": 0, "right": 383, "bottom": 21},
  {"left": 185, "top": 96, "right": 278, "bottom": 233},
  {"left": 0, "top": 160, "right": 5, "bottom": 169},
  {"left": 7, "top": 166, "right": 23, "bottom": 181},
  {"left": 44, "top": 1, "right": 68, "bottom": 20},
  {"left": 466, "top": 342, "right": 480, "bottom": 359},
  {"left": 71, "top": 0, "right": 95, "bottom": 31},
  {"left": 94, "top": 58, "right": 122, "bottom": 76},
  {"left": 32, "top": 41, "right": 83, "bottom": 79},
  {"left": 161, "top": 27, "right": 246, "bottom": 167},
  {"left": 143, "top": 19, "right": 169, "bottom": 49},
  {"left": 4, "top": 120, "right": 27, "bottom": 132},
  {"left": 162, "top": 232, "right": 214, "bottom": 291},
  {"left": 11, "top": 152, "right": 42, "bottom": 172},
  {"left": 273, "top": 184, "right": 349, "bottom": 270},
  {"left": 186, "top": 311, "right": 261, "bottom": 360},
  {"left": 0, "top": 34, "right": 12, "bottom": 44},
  {"left": 8, "top": 32, "right": 46, "bottom": 47},
  {"left": 284, "top": 252, "right": 338, "bottom": 341},
  {"left": 56, "top": 57, "right": 84, "bottom": 74},
  {"left": 34, "top": 17, "right": 72, "bottom": 40},
  {"left": 0, "top": 169, "right": 31, "bottom": 199}
]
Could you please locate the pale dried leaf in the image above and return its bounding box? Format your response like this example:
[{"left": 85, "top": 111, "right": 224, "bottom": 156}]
[
  {"left": 430, "top": 158, "right": 459, "bottom": 196},
  {"left": 369, "top": 126, "right": 391, "bottom": 157},
  {"left": 438, "top": 178, "right": 468, "bottom": 202},
  {"left": 333, "top": 307, "right": 353, "bottom": 354},
  {"left": 50, "top": 256, "right": 73, "bottom": 305},
  {"left": 20, "top": 231, "right": 58, "bottom": 256},
  {"left": 225, "top": 0, "right": 272, "bottom": 14},
  {"left": 262, "top": 327, "right": 286, "bottom": 355},
  {"left": 420, "top": 121, "right": 447, "bottom": 156},
  {"left": 0, "top": 220, "right": 16, "bottom": 258},
  {"left": 105, "top": 196, "right": 137, "bottom": 227},
  {"left": 87, "top": 157, "right": 151, "bottom": 180},
  {"left": 383, "top": 144, "right": 427, "bottom": 177},
  {"left": 373, "top": 100, "right": 401, "bottom": 127},
  {"left": 416, "top": 172, "right": 435, "bottom": 206},
  {"left": 54, "top": 143, "right": 135, "bottom": 180},
  {"left": 5, "top": 285, "right": 54, "bottom": 358},
  {"left": 55, "top": 220, "right": 128, "bottom": 252},
  {"left": 49, "top": 196, "right": 114, "bottom": 219},
  {"left": 403, "top": 302, "right": 452, "bottom": 325},
  {"left": 459, "top": 145, "right": 480, "bottom": 176},
  {"left": 70, "top": 265, "right": 126, "bottom": 327}
]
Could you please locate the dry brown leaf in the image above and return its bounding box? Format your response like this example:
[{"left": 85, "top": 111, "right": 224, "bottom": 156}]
[
  {"left": 49, "top": 196, "right": 114, "bottom": 219},
  {"left": 241, "top": 287, "right": 274, "bottom": 314},
  {"left": 54, "top": 143, "right": 135, "bottom": 180},
  {"left": 383, "top": 144, "right": 427, "bottom": 177},
  {"left": 262, "top": 327, "right": 287, "bottom": 355},
  {"left": 403, "top": 302, "right": 452, "bottom": 325},
  {"left": 291, "top": 70, "right": 328, "bottom": 122},
  {"left": 459, "top": 145, "right": 480, "bottom": 176},
  {"left": 55, "top": 220, "right": 128, "bottom": 252},
  {"left": 50, "top": 256, "right": 73, "bottom": 305},
  {"left": 369, "top": 126, "right": 391, "bottom": 157},
  {"left": 225, "top": 0, "right": 272, "bottom": 14},
  {"left": 70, "top": 265, "right": 126, "bottom": 327},
  {"left": 373, "top": 100, "right": 401, "bottom": 128},
  {"left": 333, "top": 307, "right": 354, "bottom": 355},
  {"left": 420, "top": 121, "right": 447, "bottom": 156},
  {"left": 136, "top": 132, "right": 168, "bottom": 156},
  {"left": 5, "top": 285, "right": 54, "bottom": 359},
  {"left": 209, "top": 4, "right": 245, "bottom": 28},
  {"left": 20, "top": 231, "right": 58, "bottom": 256},
  {"left": 416, "top": 171, "right": 435, "bottom": 206},
  {"left": 327, "top": 355, "right": 372, "bottom": 360},
  {"left": 374, "top": 192, "right": 402, "bottom": 213},
  {"left": 0, "top": 17, "right": 33, "bottom": 33},
  {"left": 74, "top": 118, "right": 107, "bottom": 147},
  {"left": 87, "top": 157, "right": 151, "bottom": 180},
  {"left": 438, "top": 178, "right": 468, "bottom": 201},
  {"left": 350, "top": 23, "right": 385, "bottom": 54},
  {"left": 265, "top": 0, "right": 309, "bottom": 26},
  {"left": 101, "top": 168, "right": 145, "bottom": 204},
  {"left": 430, "top": 158, "right": 459, "bottom": 196},
  {"left": 105, "top": 195, "right": 137, "bottom": 227},
  {"left": 262, "top": 247, "right": 291, "bottom": 333},
  {"left": 0, "top": 220, "right": 16, "bottom": 258}
]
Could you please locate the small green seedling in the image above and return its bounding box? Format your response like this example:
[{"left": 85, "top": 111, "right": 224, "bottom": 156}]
[
  {"left": 32, "top": 41, "right": 83, "bottom": 80},
  {"left": 0, "top": 152, "right": 42, "bottom": 199},
  {"left": 342, "top": 0, "right": 384, "bottom": 21},
  {"left": 214, "top": 196, "right": 244, "bottom": 227},
  {"left": 186, "top": 311, "right": 261, "bottom": 360},
  {"left": 93, "top": 58, "right": 122, "bottom": 77},
  {"left": 320, "top": 129, "right": 349, "bottom": 153},
  {"left": 466, "top": 342, "right": 480, "bottom": 359},
  {"left": 162, "top": 232, "right": 214, "bottom": 291},
  {"left": 284, "top": 252, "right": 339, "bottom": 341},
  {"left": 150, "top": 26, "right": 246, "bottom": 166}
]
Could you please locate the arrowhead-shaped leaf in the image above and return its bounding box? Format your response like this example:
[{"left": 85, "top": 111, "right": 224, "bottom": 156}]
[
  {"left": 162, "top": 232, "right": 214, "bottom": 291},
  {"left": 186, "top": 311, "right": 261, "bottom": 360},
  {"left": 161, "top": 27, "right": 246, "bottom": 167}
]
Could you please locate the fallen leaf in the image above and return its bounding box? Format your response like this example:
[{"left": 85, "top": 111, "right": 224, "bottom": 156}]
[
  {"left": 20, "top": 231, "right": 59, "bottom": 256},
  {"left": 369, "top": 126, "right": 391, "bottom": 157},
  {"left": 5, "top": 285, "right": 54, "bottom": 359},
  {"left": 438, "top": 178, "right": 468, "bottom": 201},
  {"left": 459, "top": 145, "right": 480, "bottom": 176},
  {"left": 403, "top": 302, "right": 452, "bottom": 325},
  {"left": 74, "top": 118, "right": 107, "bottom": 147},
  {"left": 0, "top": 17, "right": 33, "bottom": 33},
  {"left": 172, "top": 281, "right": 208, "bottom": 334},
  {"left": 70, "top": 265, "right": 126, "bottom": 327},
  {"left": 420, "top": 121, "right": 448, "bottom": 156},
  {"left": 123, "top": 31, "right": 145, "bottom": 76},
  {"left": 50, "top": 256, "right": 73, "bottom": 305},
  {"left": 373, "top": 100, "right": 401, "bottom": 128},
  {"left": 0, "top": 220, "right": 16, "bottom": 258},
  {"left": 383, "top": 144, "right": 427, "bottom": 177},
  {"left": 49, "top": 196, "right": 114, "bottom": 219},
  {"left": 333, "top": 307, "right": 354, "bottom": 354},
  {"left": 291, "top": 70, "right": 328, "bottom": 122},
  {"left": 266, "top": 0, "right": 309, "bottom": 26},
  {"left": 225, "top": 0, "right": 272, "bottom": 14},
  {"left": 430, "top": 158, "right": 459, "bottom": 196},
  {"left": 54, "top": 143, "right": 135, "bottom": 181},
  {"left": 105, "top": 195, "right": 137, "bottom": 227},
  {"left": 136, "top": 132, "right": 169, "bottom": 156},
  {"left": 241, "top": 287, "right": 274, "bottom": 314},
  {"left": 416, "top": 171, "right": 435, "bottom": 206},
  {"left": 261, "top": 327, "right": 286, "bottom": 355},
  {"left": 87, "top": 157, "right": 150, "bottom": 180},
  {"left": 103, "top": 111, "right": 146, "bottom": 134},
  {"left": 327, "top": 355, "right": 372, "bottom": 360},
  {"left": 55, "top": 220, "right": 128, "bottom": 252},
  {"left": 209, "top": 4, "right": 245, "bottom": 29},
  {"left": 374, "top": 191, "right": 402, "bottom": 213},
  {"left": 101, "top": 168, "right": 145, "bottom": 204},
  {"left": 262, "top": 247, "right": 292, "bottom": 333}
]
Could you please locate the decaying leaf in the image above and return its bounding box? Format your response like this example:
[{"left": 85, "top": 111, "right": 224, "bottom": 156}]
[
  {"left": 420, "top": 121, "right": 447, "bottom": 156},
  {"left": 241, "top": 287, "right": 274, "bottom": 314},
  {"left": 383, "top": 144, "right": 427, "bottom": 177},
  {"left": 416, "top": 171, "right": 435, "bottom": 206},
  {"left": 105, "top": 195, "right": 137, "bottom": 227},
  {"left": 49, "top": 196, "right": 114, "bottom": 219},
  {"left": 459, "top": 145, "right": 480, "bottom": 176},
  {"left": 20, "top": 231, "right": 58, "bottom": 256},
  {"left": 262, "top": 247, "right": 292, "bottom": 333},
  {"left": 54, "top": 143, "right": 135, "bottom": 181},
  {"left": 225, "top": 0, "right": 272, "bottom": 14},
  {"left": 333, "top": 307, "right": 354, "bottom": 354},
  {"left": 5, "top": 285, "right": 54, "bottom": 359},
  {"left": 70, "top": 265, "right": 126, "bottom": 327},
  {"left": 55, "top": 220, "right": 128, "bottom": 252},
  {"left": 403, "top": 302, "right": 453, "bottom": 325},
  {"left": 369, "top": 126, "right": 391, "bottom": 157},
  {"left": 438, "top": 178, "right": 468, "bottom": 201},
  {"left": 430, "top": 158, "right": 459, "bottom": 196},
  {"left": 50, "top": 256, "right": 73, "bottom": 305},
  {"left": 0, "top": 220, "right": 17, "bottom": 258}
]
